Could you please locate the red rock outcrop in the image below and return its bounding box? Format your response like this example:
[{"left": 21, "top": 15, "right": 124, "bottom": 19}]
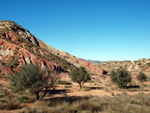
[
  {"left": 0, "top": 38, "right": 68, "bottom": 75},
  {"left": 2, "top": 31, "right": 19, "bottom": 43}
]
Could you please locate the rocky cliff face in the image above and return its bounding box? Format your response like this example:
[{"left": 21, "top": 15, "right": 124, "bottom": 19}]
[
  {"left": 0, "top": 20, "right": 105, "bottom": 75},
  {"left": 0, "top": 39, "right": 68, "bottom": 74},
  {"left": 97, "top": 59, "right": 150, "bottom": 74}
]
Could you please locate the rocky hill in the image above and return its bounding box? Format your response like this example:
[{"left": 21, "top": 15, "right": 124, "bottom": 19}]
[
  {"left": 96, "top": 59, "right": 150, "bottom": 74},
  {"left": 0, "top": 20, "right": 105, "bottom": 76}
]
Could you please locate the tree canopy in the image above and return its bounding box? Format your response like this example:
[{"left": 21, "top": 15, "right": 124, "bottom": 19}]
[
  {"left": 9, "top": 64, "right": 57, "bottom": 100},
  {"left": 111, "top": 69, "right": 132, "bottom": 88},
  {"left": 70, "top": 67, "right": 91, "bottom": 89}
]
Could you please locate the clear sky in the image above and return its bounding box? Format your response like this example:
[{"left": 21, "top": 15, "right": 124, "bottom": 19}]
[{"left": 0, "top": 0, "right": 150, "bottom": 61}]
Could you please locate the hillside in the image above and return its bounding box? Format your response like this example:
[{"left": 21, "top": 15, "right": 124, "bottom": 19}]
[
  {"left": 0, "top": 20, "right": 105, "bottom": 76},
  {"left": 97, "top": 58, "right": 150, "bottom": 74},
  {"left": 84, "top": 59, "right": 102, "bottom": 64}
]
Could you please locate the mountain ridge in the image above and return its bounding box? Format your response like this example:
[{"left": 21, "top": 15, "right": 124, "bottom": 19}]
[{"left": 0, "top": 20, "right": 106, "bottom": 76}]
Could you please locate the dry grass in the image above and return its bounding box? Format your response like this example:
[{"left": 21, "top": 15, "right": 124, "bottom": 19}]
[
  {"left": 20, "top": 93, "right": 150, "bottom": 113},
  {"left": 0, "top": 95, "right": 21, "bottom": 110},
  {"left": 83, "top": 87, "right": 91, "bottom": 91},
  {"left": 2, "top": 91, "right": 150, "bottom": 113},
  {"left": 17, "top": 95, "right": 35, "bottom": 103},
  {"left": 18, "top": 107, "right": 37, "bottom": 113},
  {"left": 35, "top": 101, "right": 50, "bottom": 113},
  {"left": 6, "top": 99, "right": 21, "bottom": 110}
]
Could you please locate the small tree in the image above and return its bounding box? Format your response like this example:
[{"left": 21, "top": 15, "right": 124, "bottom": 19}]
[
  {"left": 137, "top": 72, "right": 147, "bottom": 83},
  {"left": 9, "top": 64, "right": 57, "bottom": 100},
  {"left": 111, "top": 69, "right": 132, "bottom": 88},
  {"left": 70, "top": 67, "right": 91, "bottom": 89}
]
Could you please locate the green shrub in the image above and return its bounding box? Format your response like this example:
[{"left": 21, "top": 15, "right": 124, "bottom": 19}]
[
  {"left": 9, "top": 64, "right": 57, "bottom": 100},
  {"left": 71, "top": 67, "right": 91, "bottom": 89},
  {"left": 111, "top": 69, "right": 132, "bottom": 88}
]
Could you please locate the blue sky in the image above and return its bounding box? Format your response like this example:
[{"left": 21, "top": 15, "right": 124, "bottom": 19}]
[{"left": 0, "top": 0, "right": 150, "bottom": 61}]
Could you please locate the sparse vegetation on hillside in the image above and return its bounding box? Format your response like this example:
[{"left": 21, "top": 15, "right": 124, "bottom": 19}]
[
  {"left": 71, "top": 67, "right": 91, "bottom": 89},
  {"left": 97, "top": 59, "right": 150, "bottom": 74},
  {"left": 9, "top": 64, "right": 57, "bottom": 100},
  {"left": 6, "top": 56, "right": 19, "bottom": 69},
  {"left": 111, "top": 69, "right": 132, "bottom": 88}
]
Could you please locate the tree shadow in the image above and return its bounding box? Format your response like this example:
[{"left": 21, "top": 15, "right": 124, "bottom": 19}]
[
  {"left": 127, "top": 85, "right": 140, "bottom": 89},
  {"left": 48, "top": 89, "right": 69, "bottom": 95},
  {"left": 44, "top": 95, "right": 92, "bottom": 104},
  {"left": 89, "top": 86, "right": 103, "bottom": 90}
]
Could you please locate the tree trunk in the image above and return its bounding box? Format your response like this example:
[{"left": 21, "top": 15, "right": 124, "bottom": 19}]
[
  {"left": 41, "top": 87, "right": 48, "bottom": 99},
  {"left": 79, "top": 83, "right": 82, "bottom": 89},
  {"left": 36, "top": 92, "right": 40, "bottom": 100}
]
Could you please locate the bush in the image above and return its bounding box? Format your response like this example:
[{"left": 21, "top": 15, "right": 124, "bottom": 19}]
[
  {"left": 111, "top": 69, "right": 132, "bottom": 88},
  {"left": 0, "top": 96, "right": 21, "bottom": 110},
  {"left": 71, "top": 67, "right": 91, "bottom": 89},
  {"left": 9, "top": 64, "right": 57, "bottom": 100},
  {"left": 137, "top": 72, "right": 147, "bottom": 83}
]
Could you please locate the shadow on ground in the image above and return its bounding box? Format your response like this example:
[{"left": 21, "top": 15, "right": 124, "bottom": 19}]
[
  {"left": 48, "top": 89, "right": 68, "bottom": 95},
  {"left": 127, "top": 85, "right": 140, "bottom": 89},
  {"left": 88, "top": 86, "right": 103, "bottom": 90},
  {"left": 44, "top": 95, "right": 92, "bottom": 104}
]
